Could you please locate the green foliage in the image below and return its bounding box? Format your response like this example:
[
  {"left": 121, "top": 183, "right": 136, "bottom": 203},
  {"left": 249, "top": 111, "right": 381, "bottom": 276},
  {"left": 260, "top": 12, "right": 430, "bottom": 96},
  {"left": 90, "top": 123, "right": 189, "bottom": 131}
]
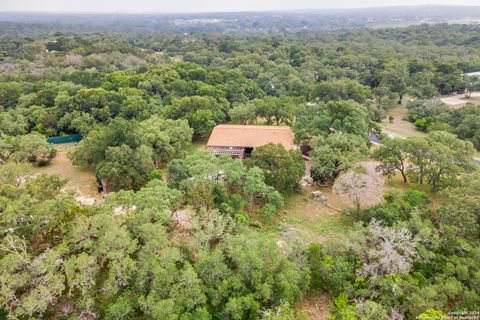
[
  {"left": 229, "top": 102, "right": 257, "bottom": 124},
  {"left": 0, "top": 82, "right": 22, "bottom": 108},
  {"left": 254, "top": 96, "right": 299, "bottom": 126},
  {"left": 310, "top": 133, "right": 368, "bottom": 184},
  {"left": 294, "top": 100, "right": 372, "bottom": 146},
  {"left": 357, "top": 189, "right": 429, "bottom": 226},
  {"left": 71, "top": 117, "right": 192, "bottom": 190},
  {"left": 406, "top": 131, "right": 476, "bottom": 188},
  {"left": 0, "top": 166, "right": 309, "bottom": 319},
  {"left": 96, "top": 143, "right": 155, "bottom": 190},
  {"left": 308, "top": 183, "right": 480, "bottom": 319},
  {"left": 436, "top": 172, "right": 480, "bottom": 240},
  {"left": 378, "top": 61, "right": 409, "bottom": 104},
  {"left": 308, "top": 244, "right": 353, "bottom": 294},
  {"left": 164, "top": 95, "right": 229, "bottom": 136},
  {"left": 168, "top": 152, "right": 284, "bottom": 215},
  {"left": 372, "top": 137, "right": 409, "bottom": 183},
  {"left": 309, "top": 79, "right": 371, "bottom": 104},
  {"left": 407, "top": 101, "right": 480, "bottom": 150},
  {"left": 330, "top": 294, "right": 356, "bottom": 320},
  {"left": 417, "top": 309, "right": 444, "bottom": 320},
  {"left": 0, "top": 110, "right": 28, "bottom": 136},
  {"left": 1, "top": 21, "right": 480, "bottom": 320},
  {"left": 248, "top": 143, "right": 305, "bottom": 194},
  {"left": 374, "top": 132, "right": 476, "bottom": 189},
  {"left": 1, "top": 132, "right": 57, "bottom": 166}
]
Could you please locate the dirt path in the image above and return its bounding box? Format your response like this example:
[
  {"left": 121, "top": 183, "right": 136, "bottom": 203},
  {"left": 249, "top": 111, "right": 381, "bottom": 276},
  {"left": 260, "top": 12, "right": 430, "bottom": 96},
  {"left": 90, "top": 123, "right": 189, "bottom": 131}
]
[
  {"left": 297, "top": 292, "right": 331, "bottom": 320},
  {"left": 359, "top": 160, "right": 384, "bottom": 185}
]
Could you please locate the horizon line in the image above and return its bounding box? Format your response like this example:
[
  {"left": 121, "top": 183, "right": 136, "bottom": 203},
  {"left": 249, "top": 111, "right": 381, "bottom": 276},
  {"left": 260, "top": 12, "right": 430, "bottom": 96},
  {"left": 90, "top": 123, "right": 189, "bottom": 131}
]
[{"left": 0, "top": 4, "right": 479, "bottom": 15}]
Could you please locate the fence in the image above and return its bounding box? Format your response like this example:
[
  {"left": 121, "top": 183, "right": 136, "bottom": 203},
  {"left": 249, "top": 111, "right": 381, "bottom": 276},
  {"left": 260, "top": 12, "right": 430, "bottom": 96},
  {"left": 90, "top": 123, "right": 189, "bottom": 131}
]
[{"left": 46, "top": 134, "right": 83, "bottom": 144}]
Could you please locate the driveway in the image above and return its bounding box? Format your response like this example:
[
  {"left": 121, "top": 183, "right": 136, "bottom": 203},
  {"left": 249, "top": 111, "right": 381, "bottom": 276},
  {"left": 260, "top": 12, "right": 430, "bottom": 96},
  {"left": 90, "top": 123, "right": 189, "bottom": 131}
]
[{"left": 441, "top": 92, "right": 480, "bottom": 109}]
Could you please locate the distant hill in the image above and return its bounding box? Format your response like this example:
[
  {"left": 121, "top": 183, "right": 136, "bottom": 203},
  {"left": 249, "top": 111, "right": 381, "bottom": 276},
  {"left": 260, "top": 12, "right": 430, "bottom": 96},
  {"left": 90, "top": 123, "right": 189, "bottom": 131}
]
[{"left": 1, "top": 5, "right": 480, "bottom": 36}]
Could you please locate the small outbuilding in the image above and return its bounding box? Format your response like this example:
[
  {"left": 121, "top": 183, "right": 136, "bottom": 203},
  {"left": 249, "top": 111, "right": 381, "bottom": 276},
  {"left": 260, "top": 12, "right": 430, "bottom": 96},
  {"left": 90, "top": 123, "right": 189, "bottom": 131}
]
[{"left": 207, "top": 124, "right": 295, "bottom": 159}]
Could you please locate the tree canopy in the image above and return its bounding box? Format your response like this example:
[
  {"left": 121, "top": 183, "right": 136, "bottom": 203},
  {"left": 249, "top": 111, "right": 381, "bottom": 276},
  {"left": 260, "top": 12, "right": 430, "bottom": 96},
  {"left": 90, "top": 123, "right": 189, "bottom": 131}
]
[
  {"left": 0, "top": 167, "right": 309, "bottom": 319},
  {"left": 248, "top": 143, "right": 306, "bottom": 194},
  {"left": 1, "top": 18, "right": 480, "bottom": 320},
  {"left": 71, "top": 117, "right": 193, "bottom": 190}
]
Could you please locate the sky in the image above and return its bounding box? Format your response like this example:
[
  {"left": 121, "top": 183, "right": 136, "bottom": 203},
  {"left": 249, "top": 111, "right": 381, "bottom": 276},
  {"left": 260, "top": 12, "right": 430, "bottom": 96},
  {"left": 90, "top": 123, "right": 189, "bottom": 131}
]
[{"left": 1, "top": 0, "right": 479, "bottom": 13}]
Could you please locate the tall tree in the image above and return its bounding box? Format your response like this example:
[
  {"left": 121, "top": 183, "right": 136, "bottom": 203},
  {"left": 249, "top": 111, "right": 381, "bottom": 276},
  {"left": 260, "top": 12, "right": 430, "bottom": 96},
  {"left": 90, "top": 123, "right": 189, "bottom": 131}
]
[
  {"left": 3, "top": 132, "right": 57, "bottom": 166},
  {"left": 248, "top": 143, "right": 305, "bottom": 194},
  {"left": 71, "top": 117, "right": 192, "bottom": 190},
  {"left": 294, "top": 100, "right": 372, "bottom": 146},
  {"left": 406, "top": 131, "right": 476, "bottom": 188},
  {"left": 228, "top": 102, "right": 257, "bottom": 125},
  {"left": 379, "top": 61, "right": 409, "bottom": 104},
  {"left": 309, "top": 79, "right": 371, "bottom": 104},
  {"left": 310, "top": 133, "right": 369, "bottom": 184},
  {"left": 254, "top": 96, "right": 297, "bottom": 126},
  {"left": 163, "top": 96, "right": 229, "bottom": 136},
  {"left": 372, "top": 137, "right": 409, "bottom": 183}
]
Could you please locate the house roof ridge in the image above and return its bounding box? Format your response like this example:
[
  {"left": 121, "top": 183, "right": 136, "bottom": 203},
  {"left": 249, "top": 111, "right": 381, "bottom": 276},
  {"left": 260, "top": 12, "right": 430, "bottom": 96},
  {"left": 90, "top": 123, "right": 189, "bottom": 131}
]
[{"left": 207, "top": 124, "right": 294, "bottom": 150}]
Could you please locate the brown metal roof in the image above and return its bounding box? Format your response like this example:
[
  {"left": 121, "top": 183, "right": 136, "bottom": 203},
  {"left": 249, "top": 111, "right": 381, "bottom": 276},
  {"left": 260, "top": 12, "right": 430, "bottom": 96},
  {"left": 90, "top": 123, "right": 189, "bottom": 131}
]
[{"left": 207, "top": 125, "right": 295, "bottom": 150}]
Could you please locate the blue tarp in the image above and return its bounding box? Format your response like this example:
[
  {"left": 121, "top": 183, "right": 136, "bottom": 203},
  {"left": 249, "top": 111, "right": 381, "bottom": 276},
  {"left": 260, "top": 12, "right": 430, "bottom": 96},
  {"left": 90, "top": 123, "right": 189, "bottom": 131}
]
[{"left": 47, "top": 134, "right": 83, "bottom": 144}]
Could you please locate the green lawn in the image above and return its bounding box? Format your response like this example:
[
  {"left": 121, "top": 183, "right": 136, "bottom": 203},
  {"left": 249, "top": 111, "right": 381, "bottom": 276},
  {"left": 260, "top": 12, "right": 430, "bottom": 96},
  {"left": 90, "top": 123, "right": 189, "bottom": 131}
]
[
  {"left": 185, "top": 140, "right": 207, "bottom": 155},
  {"left": 380, "top": 104, "right": 426, "bottom": 139},
  {"left": 267, "top": 192, "right": 352, "bottom": 244}
]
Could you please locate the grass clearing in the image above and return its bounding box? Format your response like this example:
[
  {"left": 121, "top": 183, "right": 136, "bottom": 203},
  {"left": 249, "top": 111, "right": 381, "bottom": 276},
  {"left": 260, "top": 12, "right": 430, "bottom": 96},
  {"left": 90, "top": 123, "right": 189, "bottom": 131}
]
[
  {"left": 278, "top": 189, "right": 362, "bottom": 320},
  {"left": 384, "top": 173, "right": 443, "bottom": 206},
  {"left": 185, "top": 139, "right": 207, "bottom": 155},
  {"left": 385, "top": 175, "right": 430, "bottom": 193},
  {"left": 32, "top": 143, "right": 100, "bottom": 199},
  {"left": 380, "top": 104, "right": 425, "bottom": 139},
  {"left": 271, "top": 189, "right": 353, "bottom": 244},
  {"left": 269, "top": 162, "right": 386, "bottom": 243}
]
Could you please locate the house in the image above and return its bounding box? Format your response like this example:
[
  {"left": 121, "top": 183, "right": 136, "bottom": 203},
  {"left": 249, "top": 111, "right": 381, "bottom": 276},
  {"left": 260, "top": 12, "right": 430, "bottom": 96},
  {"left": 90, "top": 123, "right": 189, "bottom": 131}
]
[{"left": 207, "top": 124, "right": 295, "bottom": 159}]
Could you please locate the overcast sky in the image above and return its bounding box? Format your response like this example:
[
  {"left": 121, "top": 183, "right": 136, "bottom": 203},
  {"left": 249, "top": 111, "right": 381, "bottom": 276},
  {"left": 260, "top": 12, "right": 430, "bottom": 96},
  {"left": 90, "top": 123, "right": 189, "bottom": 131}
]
[{"left": 1, "top": 0, "right": 479, "bottom": 13}]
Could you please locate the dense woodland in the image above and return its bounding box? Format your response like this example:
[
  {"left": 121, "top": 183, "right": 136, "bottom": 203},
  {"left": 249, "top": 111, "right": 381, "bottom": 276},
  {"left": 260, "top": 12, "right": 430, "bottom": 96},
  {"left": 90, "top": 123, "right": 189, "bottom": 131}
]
[{"left": 0, "top": 13, "right": 480, "bottom": 320}]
